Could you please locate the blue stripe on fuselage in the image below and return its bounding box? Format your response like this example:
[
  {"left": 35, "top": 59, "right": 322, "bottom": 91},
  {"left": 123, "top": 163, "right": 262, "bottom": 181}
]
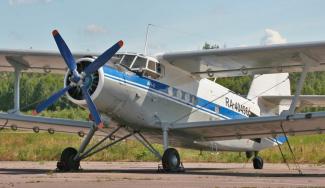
[{"left": 102, "top": 66, "right": 246, "bottom": 120}]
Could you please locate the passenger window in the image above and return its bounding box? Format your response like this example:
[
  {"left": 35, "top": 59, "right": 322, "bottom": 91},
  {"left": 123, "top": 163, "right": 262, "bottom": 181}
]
[
  {"left": 172, "top": 88, "right": 178, "bottom": 97},
  {"left": 181, "top": 91, "right": 186, "bottom": 100},
  {"left": 190, "top": 95, "right": 197, "bottom": 105}
]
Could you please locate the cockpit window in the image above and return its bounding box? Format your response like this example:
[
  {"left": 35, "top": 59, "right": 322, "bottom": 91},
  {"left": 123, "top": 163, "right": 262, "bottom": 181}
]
[
  {"left": 157, "top": 63, "right": 161, "bottom": 74},
  {"left": 132, "top": 57, "right": 147, "bottom": 69},
  {"left": 147, "top": 61, "right": 156, "bottom": 71},
  {"left": 117, "top": 53, "right": 163, "bottom": 80},
  {"left": 120, "top": 55, "right": 135, "bottom": 68}
]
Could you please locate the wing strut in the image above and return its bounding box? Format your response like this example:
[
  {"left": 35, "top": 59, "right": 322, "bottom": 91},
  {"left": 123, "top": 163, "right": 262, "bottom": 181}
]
[
  {"left": 285, "top": 53, "right": 318, "bottom": 116},
  {"left": 280, "top": 123, "right": 303, "bottom": 174},
  {"left": 5, "top": 56, "right": 29, "bottom": 114}
]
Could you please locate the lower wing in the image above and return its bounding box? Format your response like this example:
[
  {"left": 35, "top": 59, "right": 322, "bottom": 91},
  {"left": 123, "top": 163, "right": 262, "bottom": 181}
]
[
  {"left": 0, "top": 112, "right": 110, "bottom": 136},
  {"left": 169, "top": 112, "right": 325, "bottom": 141}
]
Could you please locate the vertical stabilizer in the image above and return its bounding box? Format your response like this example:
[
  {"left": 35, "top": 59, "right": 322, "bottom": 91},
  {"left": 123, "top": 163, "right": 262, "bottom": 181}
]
[{"left": 247, "top": 73, "right": 290, "bottom": 115}]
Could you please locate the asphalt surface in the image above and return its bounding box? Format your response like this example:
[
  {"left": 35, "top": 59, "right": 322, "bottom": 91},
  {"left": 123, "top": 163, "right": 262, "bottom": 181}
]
[{"left": 0, "top": 161, "right": 325, "bottom": 188}]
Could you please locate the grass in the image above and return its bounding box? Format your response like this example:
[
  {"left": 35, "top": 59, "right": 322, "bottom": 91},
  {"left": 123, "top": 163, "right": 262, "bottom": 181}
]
[{"left": 0, "top": 130, "right": 325, "bottom": 164}]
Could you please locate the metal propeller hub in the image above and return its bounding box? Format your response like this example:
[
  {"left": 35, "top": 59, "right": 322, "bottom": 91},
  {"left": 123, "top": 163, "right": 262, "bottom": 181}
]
[{"left": 65, "top": 60, "right": 99, "bottom": 100}]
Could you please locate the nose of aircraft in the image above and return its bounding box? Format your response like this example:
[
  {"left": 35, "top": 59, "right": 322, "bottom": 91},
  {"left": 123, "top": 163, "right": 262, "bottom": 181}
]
[{"left": 33, "top": 29, "right": 124, "bottom": 129}]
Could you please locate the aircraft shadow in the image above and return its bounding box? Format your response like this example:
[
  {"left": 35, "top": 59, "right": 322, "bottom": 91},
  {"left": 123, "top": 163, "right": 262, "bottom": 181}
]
[{"left": 1, "top": 167, "right": 325, "bottom": 178}]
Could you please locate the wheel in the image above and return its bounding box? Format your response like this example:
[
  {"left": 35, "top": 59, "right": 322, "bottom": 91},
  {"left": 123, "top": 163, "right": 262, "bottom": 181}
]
[
  {"left": 57, "top": 147, "right": 80, "bottom": 171},
  {"left": 253, "top": 156, "right": 264, "bottom": 169},
  {"left": 162, "top": 148, "right": 181, "bottom": 172}
]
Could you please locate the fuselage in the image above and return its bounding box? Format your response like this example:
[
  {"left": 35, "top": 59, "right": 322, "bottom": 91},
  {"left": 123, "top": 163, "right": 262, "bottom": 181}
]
[{"left": 68, "top": 53, "right": 281, "bottom": 152}]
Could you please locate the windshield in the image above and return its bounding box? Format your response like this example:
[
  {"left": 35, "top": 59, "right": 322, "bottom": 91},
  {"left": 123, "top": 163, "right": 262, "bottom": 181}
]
[
  {"left": 120, "top": 55, "right": 135, "bottom": 68},
  {"left": 132, "top": 57, "right": 147, "bottom": 69}
]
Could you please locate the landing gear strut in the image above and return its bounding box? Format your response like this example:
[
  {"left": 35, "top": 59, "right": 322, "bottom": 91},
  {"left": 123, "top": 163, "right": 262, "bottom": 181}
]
[
  {"left": 252, "top": 152, "right": 264, "bottom": 169},
  {"left": 158, "top": 127, "right": 184, "bottom": 172}
]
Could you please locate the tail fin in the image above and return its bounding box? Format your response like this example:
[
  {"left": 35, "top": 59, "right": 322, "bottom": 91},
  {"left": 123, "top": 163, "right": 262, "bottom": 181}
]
[{"left": 247, "top": 73, "right": 290, "bottom": 115}]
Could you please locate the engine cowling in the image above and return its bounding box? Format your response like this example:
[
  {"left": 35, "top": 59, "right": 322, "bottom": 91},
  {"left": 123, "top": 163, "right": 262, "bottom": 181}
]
[{"left": 64, "top": 57, "right": 105, "bottom": 105}]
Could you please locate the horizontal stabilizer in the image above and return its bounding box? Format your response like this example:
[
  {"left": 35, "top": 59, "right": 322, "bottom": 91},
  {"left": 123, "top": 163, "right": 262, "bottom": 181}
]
[{"left": 260, "top": 95, "right": 325, "bottom": 107}]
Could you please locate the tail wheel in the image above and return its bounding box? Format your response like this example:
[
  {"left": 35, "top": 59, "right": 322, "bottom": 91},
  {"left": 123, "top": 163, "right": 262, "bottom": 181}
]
[
  {"left": 57, "top": 147, "right": 80, "bottom": 171},
  {"left": 253, "top": 156, "right": 264, "bottom": 169},
  {"left": 162, "top": 148, "right": 181, "bottom": 172}
]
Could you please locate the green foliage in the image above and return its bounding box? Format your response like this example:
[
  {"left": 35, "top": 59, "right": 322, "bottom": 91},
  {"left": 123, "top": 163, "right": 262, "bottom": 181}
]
[
  {"left": 0, "top": 72, "right": 87, "bottom": 119},
  {"left": 202, "top": 42, "right": 219, "bottom": 50},
  {"left": 0, "top": 131, "right": 324, "bottom": 164},
  {"left": 215, "top": 76, "right": 253, "bottom": 95}
]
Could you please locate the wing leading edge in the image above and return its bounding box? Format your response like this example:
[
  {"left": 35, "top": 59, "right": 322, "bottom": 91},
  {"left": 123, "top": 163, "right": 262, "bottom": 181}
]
[
  {"left": 0, "top": 49, "right": 100, "bottom": 74},
  {"left": 169, "top": 112, "right": 325, "bottom": 141},
  {"left": 0, "top": 112, "right": 109, "bottom": 136},
  {"left": 158, "top": 41, "right": 325, "bottom": 78}
]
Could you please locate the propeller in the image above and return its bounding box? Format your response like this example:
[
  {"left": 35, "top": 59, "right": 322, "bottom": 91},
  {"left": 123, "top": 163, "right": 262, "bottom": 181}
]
[{"left": 33, "top": 29, "right": 123, "bottom": 128}]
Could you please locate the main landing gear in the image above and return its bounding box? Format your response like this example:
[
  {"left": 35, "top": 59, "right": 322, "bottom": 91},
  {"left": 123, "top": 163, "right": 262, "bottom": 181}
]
[
  {"left": 56, "top": 124, "right": 136, "bottom": 172},
  {"left": 158, "top": 127, "right": 184, "bottom": 172},
  {"left": 246, "top": 151, "right": 264, "bottom": 169},
  {"left": 56, "top": 124, "right": 184, "bottom": 173}
]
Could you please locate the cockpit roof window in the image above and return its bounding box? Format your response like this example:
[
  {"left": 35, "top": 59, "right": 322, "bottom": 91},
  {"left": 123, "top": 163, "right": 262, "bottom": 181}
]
[{"left": 120, "top": 55, "right": 135, "bottom": 68}]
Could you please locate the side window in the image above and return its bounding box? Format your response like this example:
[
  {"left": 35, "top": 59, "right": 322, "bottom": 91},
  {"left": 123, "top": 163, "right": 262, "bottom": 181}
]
[
  {"left": 157, "top": 63, "right": 161, "bottom": 74},
  {"left": 181, "top": 91, "right": 186, "bottom": 100},
  {"left": 172, "top": 88, "right": 178, "bottom": 97},
  {"left": 168, "top": 87, "right": 173, "bottom": 96},
  {"left": 190, "top": 95, "right": 197, "bottom": 105},
  {"left": 147, "top": 61, "right": 156, "bottom": 71}
]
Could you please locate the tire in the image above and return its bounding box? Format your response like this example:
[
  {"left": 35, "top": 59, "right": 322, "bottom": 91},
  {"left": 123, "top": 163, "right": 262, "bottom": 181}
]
[
  {"left": 253, "top": 156, "right": 264, "bottom": 169},
  {"left": 162, "top": 148, "right": 180, "bottom": 172},
  {"left": 58, "top": 147, "right": 80, "bottom": 171}
]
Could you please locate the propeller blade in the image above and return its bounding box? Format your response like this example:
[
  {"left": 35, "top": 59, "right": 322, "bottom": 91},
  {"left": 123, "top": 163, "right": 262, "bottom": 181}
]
[
  {"left": 84, "top": 40, "right": 124, "bottom": 74},
  {"left": 33, "top": 85, "right": 72, "bottom": 115},
  {"left": 52, "top": 30, "right": 79, "bottom": 79},
  {"left": 81, "top": 86, "right": 104, "bottom": 128}
]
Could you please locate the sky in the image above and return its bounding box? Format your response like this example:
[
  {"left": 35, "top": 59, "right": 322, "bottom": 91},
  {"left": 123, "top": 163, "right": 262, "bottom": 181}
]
[{"left": 1, "top": 0, "right": 325, "bottom": 55}]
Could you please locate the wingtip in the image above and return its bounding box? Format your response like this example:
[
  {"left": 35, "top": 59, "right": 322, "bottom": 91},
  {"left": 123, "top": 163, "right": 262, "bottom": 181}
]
[
  {"left": 118, "top": 40, "right": 124, "bottom": 47},
  {"left": 32, "top": 110, "right": 38, "bottom": 116},
  {"left": 52, "top": 29, "right": 59, "bottom": 36}
]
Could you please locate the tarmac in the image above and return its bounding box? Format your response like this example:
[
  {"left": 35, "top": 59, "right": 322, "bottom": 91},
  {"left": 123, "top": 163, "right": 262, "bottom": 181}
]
[{"left": 0, "top": 161, "right": 325, "bottom": 188}]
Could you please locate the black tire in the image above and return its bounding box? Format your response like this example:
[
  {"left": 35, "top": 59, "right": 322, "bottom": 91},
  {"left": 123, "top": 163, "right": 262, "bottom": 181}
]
[
  {"left": 253, "top": 156, "right": 264, "bottom": 169},
  {"left": 58, "top": 147, "right": 80, "bottom": 171},
  {"left": 162, "top": 148, "right": 180, "bottom": 172}
]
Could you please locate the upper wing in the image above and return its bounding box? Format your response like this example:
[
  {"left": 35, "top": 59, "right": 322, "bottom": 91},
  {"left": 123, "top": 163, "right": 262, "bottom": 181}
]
[
  {"left": 169, "top": 112, "right": 325, "bottom": 141},
  {"left": 157, "top": 41, "right": 325, "bottom": 78},
  {"left": 0, "top": 49, "right": 99, "bottom": 74},
  {"left": 260, "top": 95, "right": 325, "bottom": 108}
]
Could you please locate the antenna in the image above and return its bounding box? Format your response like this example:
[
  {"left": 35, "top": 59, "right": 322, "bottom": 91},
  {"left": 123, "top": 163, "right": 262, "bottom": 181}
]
[{"left": 144, "top": 24, "right": 153, "bottom": 55}]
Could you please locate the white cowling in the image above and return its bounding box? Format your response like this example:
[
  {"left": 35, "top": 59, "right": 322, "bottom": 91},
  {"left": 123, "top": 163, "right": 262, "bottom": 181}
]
[{"left": 64, "top": 57, "right": 105, "bottom": 105}]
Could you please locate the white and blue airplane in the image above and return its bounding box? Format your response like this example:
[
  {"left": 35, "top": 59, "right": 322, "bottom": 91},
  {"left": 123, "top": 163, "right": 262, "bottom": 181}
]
[{"left": 1, "top": 30, "right": 325, "bottom": 172}]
